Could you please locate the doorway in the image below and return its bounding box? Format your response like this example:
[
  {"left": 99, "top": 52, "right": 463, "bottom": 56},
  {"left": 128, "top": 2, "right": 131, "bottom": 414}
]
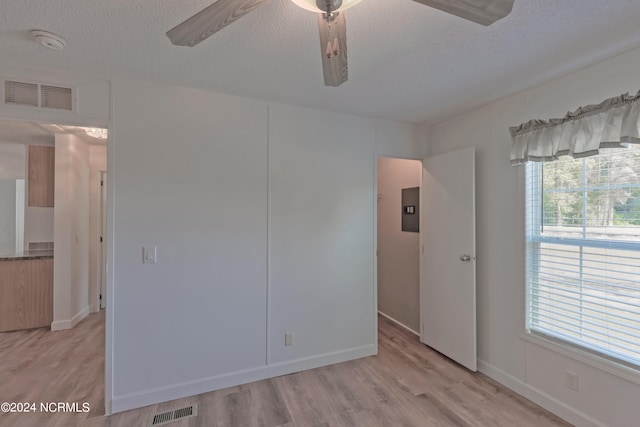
[
  {"left": 377, "top": 149, "right": 477, "bottom": 371},
  {"left": 376, "top": 156, "right": 422, "bottom": 336},
  {"left": 0, "top": 119, "right": 108, "bottom": 419}
]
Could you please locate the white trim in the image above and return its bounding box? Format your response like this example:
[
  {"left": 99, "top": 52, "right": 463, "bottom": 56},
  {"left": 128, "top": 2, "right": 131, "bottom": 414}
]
[
  {"left": 265, "top": 105, "right": 271, "bottom": 366},
  {"left": 373, "top": 152, "right": 378, "bottom": 353},
  {"left": 520, "top": 332, "right": 640, "bottom": 386},
  {"left": 111, "top": 344, "right": 375, "bottom": 414},
  {"left": 98, "top": 170, "right": 107, "bottom": 311},
  {"left": 15, "top": 179, "right": 25, "bottom": 253},
  {"left": 478, "top": 359, "right": 606, "bottom": 427},
  {"left": 104, "top": 81, "right": 115, "bottom": 417},
  {"left": 377, "top": 310, "right": 419, "bottom": 336},
  {"left": 50, "top": 306, "right": 90, "bottom": 331}
]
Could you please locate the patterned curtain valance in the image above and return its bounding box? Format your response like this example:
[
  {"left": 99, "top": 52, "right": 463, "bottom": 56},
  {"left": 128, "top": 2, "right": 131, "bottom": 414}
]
[{"left": 510, "top": 90, "right": 640, "bottom": 165}]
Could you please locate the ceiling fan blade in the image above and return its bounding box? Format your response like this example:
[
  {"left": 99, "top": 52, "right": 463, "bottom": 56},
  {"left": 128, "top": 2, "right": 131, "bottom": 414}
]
[
  {"left": 317, "top": 12, "right": 348, "bottom": 87},
  {"left": 412, "top": 0, "right": 515, "bottom": 25},
  {"left": 167, "top": 0, "right": 268, "bottom": 47}
]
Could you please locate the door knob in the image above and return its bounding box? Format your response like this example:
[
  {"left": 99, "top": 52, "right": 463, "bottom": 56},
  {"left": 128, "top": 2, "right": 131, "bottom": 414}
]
[{"left": 460, "top": 254, "right": 472, "bottom": 262}]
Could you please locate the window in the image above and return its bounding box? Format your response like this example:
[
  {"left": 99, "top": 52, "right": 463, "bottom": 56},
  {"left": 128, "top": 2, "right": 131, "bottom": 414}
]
[{"left": 526, "top": 146, "right": 640, "bottom": 368}]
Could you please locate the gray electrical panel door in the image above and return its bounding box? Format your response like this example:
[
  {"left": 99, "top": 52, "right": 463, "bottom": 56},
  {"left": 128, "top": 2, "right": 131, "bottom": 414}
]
[{"left": 401, "top": 187, "right": 419, "bottom": 232}]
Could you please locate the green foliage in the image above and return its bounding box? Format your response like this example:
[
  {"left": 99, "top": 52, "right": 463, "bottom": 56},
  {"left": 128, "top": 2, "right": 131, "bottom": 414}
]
[
  {"left": 614, "top": 188, "right": 640, "bottom": 225},
  {"left": 541, "top": 148, "right": 640, "bottom": 230}
]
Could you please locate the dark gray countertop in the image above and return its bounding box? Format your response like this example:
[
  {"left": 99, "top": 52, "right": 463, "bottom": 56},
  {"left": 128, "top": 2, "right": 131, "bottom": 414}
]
[{"left": 0, "top": 250, "right": 54, "bottom": 261}]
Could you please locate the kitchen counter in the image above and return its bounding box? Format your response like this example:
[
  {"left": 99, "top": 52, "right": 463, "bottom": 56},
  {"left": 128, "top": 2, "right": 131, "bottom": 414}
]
[{"left": 0, "top": 250, "right": 54, "bottom": 261}]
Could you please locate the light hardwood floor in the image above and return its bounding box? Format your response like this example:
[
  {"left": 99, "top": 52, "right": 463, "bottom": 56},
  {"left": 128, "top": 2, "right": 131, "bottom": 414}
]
[
  {"left": 0, "top": 312, "right": 572, "bottom": 427},
  {"left": 0, "top": 310, "right": 104, "bottom": 427}
]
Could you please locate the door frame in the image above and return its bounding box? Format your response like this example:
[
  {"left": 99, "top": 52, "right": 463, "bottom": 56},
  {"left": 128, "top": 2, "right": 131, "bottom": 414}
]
[
  {"left": 98, "top": 170, "right": 107, "bottom": 310},
  {"left": 374, "top": 155, "right": 423, "bottom": 340}
]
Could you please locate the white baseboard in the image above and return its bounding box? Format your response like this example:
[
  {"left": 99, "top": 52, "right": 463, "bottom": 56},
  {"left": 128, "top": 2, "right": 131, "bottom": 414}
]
[
  {"left": 111, "top": 344, "right": 376, "bottom": 414},
  {"left": 477, "top": 359, "right": 606, "bottom": 427},
  {"left": 377, "top": 311, "right": 419, "bottom": 336},
  {"left": 51, "top": 306, "right": 90, "bottom": 331}
]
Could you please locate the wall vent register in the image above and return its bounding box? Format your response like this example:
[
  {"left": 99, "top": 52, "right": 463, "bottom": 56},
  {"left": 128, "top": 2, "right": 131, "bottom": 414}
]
[
  {"left": 4, "top": 80, "right": 73, "bottom": 111},
  {"left": 149, "top": 404, "right": 198, "bottom": 426}
]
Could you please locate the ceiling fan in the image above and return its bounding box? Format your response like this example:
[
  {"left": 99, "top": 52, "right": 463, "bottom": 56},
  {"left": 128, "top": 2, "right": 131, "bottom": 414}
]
[{"left": 166, "top": 0, "right": 515, "bottom": 87}]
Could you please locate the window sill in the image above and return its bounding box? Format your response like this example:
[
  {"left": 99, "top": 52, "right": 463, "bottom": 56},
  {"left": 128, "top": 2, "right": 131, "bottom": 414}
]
[{"left": 519, "top": 331, "right": 640, "bottom": 387}]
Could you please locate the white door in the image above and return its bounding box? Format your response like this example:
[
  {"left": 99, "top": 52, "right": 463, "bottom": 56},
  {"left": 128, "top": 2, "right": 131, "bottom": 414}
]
[{"left": 420, "top": 147, "right": 476, "bottom": 371}]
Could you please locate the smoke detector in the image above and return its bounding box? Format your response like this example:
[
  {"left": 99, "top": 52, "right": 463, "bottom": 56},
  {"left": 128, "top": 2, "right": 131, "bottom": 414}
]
[{"left": 32, "top": 30, "right": 66, "bottom": 51}]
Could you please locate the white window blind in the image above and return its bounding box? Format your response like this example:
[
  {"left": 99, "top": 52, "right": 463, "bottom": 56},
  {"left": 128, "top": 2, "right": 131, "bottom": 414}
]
[{"left": 526, "top": 146, "right": 640, "bottom": 368}]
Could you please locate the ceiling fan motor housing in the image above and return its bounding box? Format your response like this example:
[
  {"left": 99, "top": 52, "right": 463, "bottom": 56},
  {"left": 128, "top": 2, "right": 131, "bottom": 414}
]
[
  {"left": 292, "top": 0, "right": 362, "bottom": 13},
  {"left": 316, "top": 0, "right": 343, "bottom": 12}
]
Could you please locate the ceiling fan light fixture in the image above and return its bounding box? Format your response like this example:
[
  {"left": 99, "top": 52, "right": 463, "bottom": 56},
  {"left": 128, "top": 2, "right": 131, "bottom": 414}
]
[{"left": 291, "top": 0, "right": 364, "bottom": 13}]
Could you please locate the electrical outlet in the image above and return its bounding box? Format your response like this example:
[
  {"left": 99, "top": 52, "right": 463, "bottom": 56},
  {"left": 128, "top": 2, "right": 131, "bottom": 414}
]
[
  {"left": 284, "top": 332, "right": 293, "bottom": 347},
  {"left": 565, "top": 371, "right": 579, "bottom": 391}
]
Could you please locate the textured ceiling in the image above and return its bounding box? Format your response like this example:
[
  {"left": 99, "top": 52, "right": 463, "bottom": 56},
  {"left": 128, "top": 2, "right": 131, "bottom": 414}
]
[
  {"left": 2, "top": 0, "right": 640, "bottom": 124},
  {"left": 0, "top": 120, "right": 107, "bottom": 146}
]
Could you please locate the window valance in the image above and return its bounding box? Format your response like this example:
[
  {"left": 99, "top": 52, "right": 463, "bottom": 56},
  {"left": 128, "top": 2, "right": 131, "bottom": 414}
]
[{"left": 510, "top": 90, "right": 640, "bottom": 165}]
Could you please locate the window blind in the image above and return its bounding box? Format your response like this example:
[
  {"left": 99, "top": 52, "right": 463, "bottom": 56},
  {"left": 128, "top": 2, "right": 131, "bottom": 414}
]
[{"left": 526, "top": 146, "right": 640, "bottom": 367}]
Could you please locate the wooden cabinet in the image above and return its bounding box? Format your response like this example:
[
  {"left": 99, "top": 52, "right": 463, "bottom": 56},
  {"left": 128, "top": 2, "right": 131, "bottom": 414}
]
[
  {"left": 0, "top": 258, "right": 53, "bottom": 332},
  {"left": 28, "top": 145, "right": 55, "bottom": 207}
]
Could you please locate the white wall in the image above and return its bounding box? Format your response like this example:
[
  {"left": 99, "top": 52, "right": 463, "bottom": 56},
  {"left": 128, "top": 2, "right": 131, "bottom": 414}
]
[
  {"left": 108, "top": 77, "right": 421, "bottom": 412},
  {"left": 0, "top": 142, "right": 25, "bottom": 254},
  {"left": 24, "top": 206, "right": 54, "bottom": 247},
  {"left": 0, "top": 141, "right": 55, "bottom": 250},
  {"left": 0, "top": 142, "right": 26, "bottom": 179},
  {"left": 375, "top": 119, "right": 427, "bottom": 159},
  {"left": 23, "top": 142, "right": 55, "bottom": 248},
  {"left": 268, "top": 103, "right": 376, "bottom": 363},
  {"left": 0, "top": 180, "right": 16, "bottom": 254},
  {"left": 0, "top": 64, "right": 422, "bottom": 414},
  {"left": 88, "top": 144, "right": 106, "bottom": 312},
  {"left": 377, "top": 157, "right": 421, "bottom": 332},
  {"left": 429, "top": 45, "right": 640, "bottom": 427},
  {"left": 53, "top": 133, "right": 90, "bottom": 330},
  {"left": 110, "top": 79, "right": 269, "bottom": 408}
]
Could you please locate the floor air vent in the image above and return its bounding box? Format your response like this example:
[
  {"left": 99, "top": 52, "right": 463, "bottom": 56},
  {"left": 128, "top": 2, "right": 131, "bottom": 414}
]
[{"left": 149, "top": 404, "right": 198, "bottom": 426}]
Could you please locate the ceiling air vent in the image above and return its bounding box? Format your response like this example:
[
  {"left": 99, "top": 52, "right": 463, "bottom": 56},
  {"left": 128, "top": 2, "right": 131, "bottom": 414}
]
[
  {"left": 41, "top": 85, "right": 72, "bottom": 110},
  {"left": 4, "top": 80, "right": 73, "bottom": 111},
  {"left": 5, "top": 81, "right": 38, "bottom": 107},
  {"left": 149, "top": 404, "right": 198, "bottom": 426}
]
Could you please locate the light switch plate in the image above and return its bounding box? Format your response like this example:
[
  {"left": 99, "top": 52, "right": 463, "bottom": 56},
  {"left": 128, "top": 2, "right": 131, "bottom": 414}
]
[
  {"left": 284, "top": 332, "right": 293, "bottom": 346},
  {"left": 143, "top": 246, "right": 157, "bottom": 264}
]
